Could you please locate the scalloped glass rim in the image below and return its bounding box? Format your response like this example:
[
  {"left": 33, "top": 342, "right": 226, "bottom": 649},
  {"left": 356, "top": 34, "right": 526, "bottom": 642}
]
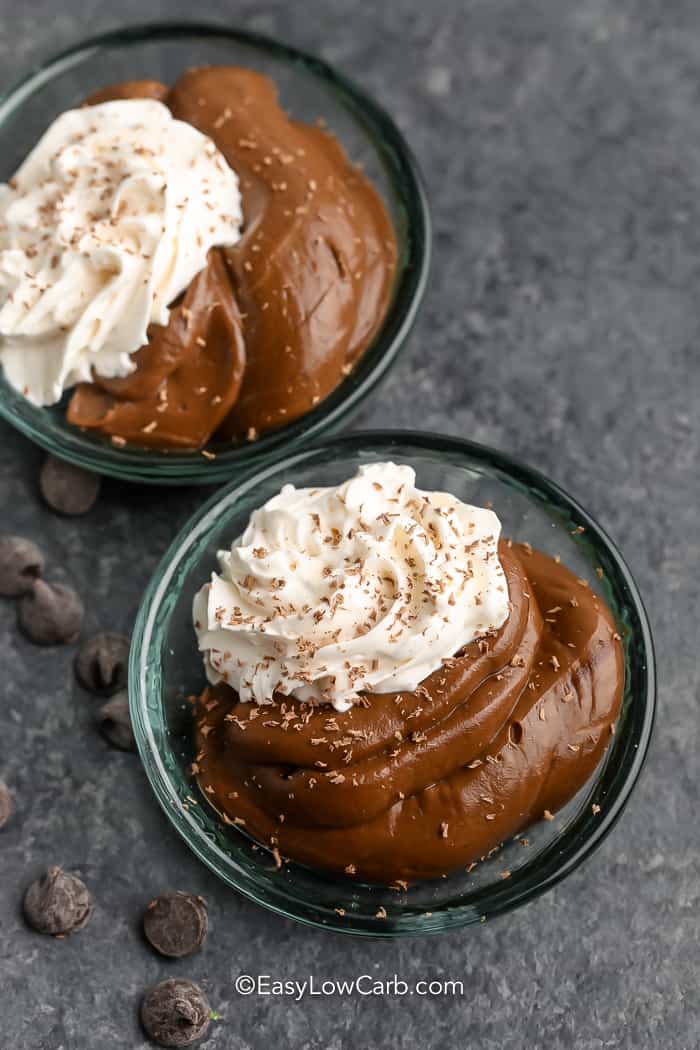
[
  {"left": 130, "top": 431, "right": 656, "bottom": 937},
  {"left": 0, "top": 21, "right": 431, "bottom": 484}
]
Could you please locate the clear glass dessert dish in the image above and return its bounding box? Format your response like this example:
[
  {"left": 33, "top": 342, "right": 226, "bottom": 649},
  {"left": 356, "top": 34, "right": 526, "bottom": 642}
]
[
  {"left": 130, "top": 432, "right": 656, "bottom": 937},
  {"left": 0, "top": 23, "right": 430, "bottom": 484}
]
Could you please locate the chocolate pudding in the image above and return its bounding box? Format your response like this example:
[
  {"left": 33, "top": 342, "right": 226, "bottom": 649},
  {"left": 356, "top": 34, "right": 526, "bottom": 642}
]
[
  {"left": 0, "top": 69, "right": 396, "bottom": 449},
  {"left": 191, "top": 465, "right": 624, "bottom": 884}
]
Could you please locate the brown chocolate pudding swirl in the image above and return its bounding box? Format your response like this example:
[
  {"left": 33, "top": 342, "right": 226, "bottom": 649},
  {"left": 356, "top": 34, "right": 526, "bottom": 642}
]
[
  {"left": 66, "top": 69, "right": 397, "bottom": 449},
  {"left": 193, "top": 543, "right": 624, "bottom": 883}
]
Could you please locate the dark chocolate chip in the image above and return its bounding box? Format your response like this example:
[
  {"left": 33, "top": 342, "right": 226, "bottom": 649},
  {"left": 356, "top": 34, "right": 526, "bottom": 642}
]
[
  {"left": 97, "top": 690, "right": 135, "bottom": 751},
  {"left": 75, "top": 632, "right": 129, "bottom": 695},
  {"left": 18, "top": 579, "right": 83, "bottom": 645},
  {"left": 0, "top": 535, "right": 44, "bottom": 597},
  {"left": 141, "top": 979, "right": 211, "bottom": 1048},
  {"left": 0, "top": 780, "right": 12, "bottom": 829},
  {"left": 39, "top": 455, "right": 101, "bottom": 516},
  {"left": 143, "top": 893, "right": 208, "bottom": 958},
  {"left": 23, "top": 866, "right": 92, "bottom": 935}
]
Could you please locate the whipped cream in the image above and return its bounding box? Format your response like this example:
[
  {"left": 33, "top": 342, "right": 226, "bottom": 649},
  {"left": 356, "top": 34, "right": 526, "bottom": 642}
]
[
  {"left": 193, "top": 462, "right": 510, "bottom": 712},
  {"left": 0, "top": 99, "right": 242, "bottom": 405}
]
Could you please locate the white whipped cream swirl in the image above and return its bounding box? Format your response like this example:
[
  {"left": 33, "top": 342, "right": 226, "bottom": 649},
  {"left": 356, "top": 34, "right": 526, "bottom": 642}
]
[
  {"left": 193, "top": 462, "right": 510, "bottom": 712},
  {"left": 0, "top": 99, "right": 242, "bottom": 405}
]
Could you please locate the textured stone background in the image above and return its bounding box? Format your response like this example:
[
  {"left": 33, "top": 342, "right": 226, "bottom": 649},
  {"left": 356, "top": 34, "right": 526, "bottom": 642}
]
[{"left": 0, "top": 2, "right": 697, "bottom": 1048}]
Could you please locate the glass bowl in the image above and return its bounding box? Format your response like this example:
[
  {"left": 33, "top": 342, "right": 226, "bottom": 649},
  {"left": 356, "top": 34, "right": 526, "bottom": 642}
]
[
  {"left": 0, "top": 23, "right": 430, "bottom": 485},
  {"left": 130, "top": 431, "right": 656, "bottom": 937}
]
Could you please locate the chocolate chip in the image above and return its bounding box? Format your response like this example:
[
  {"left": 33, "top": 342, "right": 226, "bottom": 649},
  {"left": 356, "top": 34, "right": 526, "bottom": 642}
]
[
  {"left": 39, "top": 455, "right": 100, "bottom": 516},
  {"left": 143, "top": 893, "right": 208, "bottom": 958},
  {"left": 97, "top": 690, "right": 135, "bottom": 751},
  {"left": 75, "top": 632, "right": 129, "bottom": 695},
  {"left": 23, "top": 866, "right": 92, "bottom": 935},
  {"left": 0, "top": 535, "right": 44, "bottom": 597},
  {"left": 141, "top": 979, "right": 211, "bottom": 1047},
  {"left": 0, "top": 779, "right": 12, "bottom": 829},
  {"left": 18, "top": 579, "right": 83, "bottom": 645}
]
